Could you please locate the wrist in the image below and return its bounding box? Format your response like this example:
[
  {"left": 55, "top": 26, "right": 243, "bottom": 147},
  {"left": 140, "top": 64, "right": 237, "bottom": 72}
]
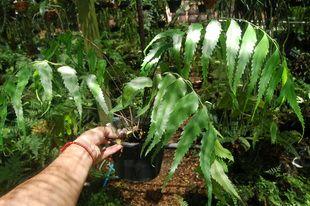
[{"left": 74, "top": 138, "right": 101, "bottom": 162}]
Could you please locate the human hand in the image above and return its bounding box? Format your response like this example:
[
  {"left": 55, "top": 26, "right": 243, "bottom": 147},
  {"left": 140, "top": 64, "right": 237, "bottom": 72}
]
[{"left": 75, "top": 126, "right": 122, "bottom": 162}]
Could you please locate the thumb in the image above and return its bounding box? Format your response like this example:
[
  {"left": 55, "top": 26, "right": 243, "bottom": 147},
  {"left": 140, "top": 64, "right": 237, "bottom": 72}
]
[{"left": 100, "top": 144, "right": 123, "bottom": 160}]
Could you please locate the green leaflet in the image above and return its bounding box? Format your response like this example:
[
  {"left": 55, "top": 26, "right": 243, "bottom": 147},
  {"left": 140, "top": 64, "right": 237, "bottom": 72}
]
[
  {"left": 211, "top": 160, "right": 240, "bottom": 200},
  {"left": 144, "top": 29, "right": 177, "bottom": 54},
  {"left": 121, "top": 77, "right": 153, "bottom": 108},
  {"left": 87, "top": 49, "right": 97, "bottom": 73},
  {"left": 86, "top": 74, "right": 109, "bottom": 115},
  {"left": 165, "top": 107, "right": 209, "bottom": 185},
  {"left": 57, "top": 66, "right": 83, "bottom": 117},
  {"left": 172, "top": 30, "right": 185, "bottom": 70},
  {"left": 281, "top": 75, "right": 305, "bottom": 133},
  {"left": 141, "top": 41, "right": 170, "bottom": 76},
  {"left": 182, "top": 23, "right": 203, "bottom": 78},
  {"left": 156, "top": 92, "right": 199, "bottom": 153},
  {"left": 96, "top": 59, "right": 107, "bottom": 86},
  {"left": 201, "top": 20, "right": 222, "bottom": 80},
  {"left": 200, "top": 125, "right": 217, "bottom": 206},
  {"left": 226, "top": 20, "right": 242, "bottom": 88},
  {"left": 247, "top": 33, "right": 270, "bottom": 95},
  {"left": 233, "top": 24, "right": 257, "bottom": 94},
  {"left": 270, "top": 121, "right": 278, "bottom": 144},
  {"left": 33, "top": 61, "right": 53, "bottom": 103},
  {"left": 12, "top": 66, "right": 32, "bottom": 135},
  {"left": 214, "top": 140, "right": 234, "bottom": 161},
  {"left": 145, "top": 79, "right": 187, "bottom": 155},
  {"left": 254, "top": 49, "right": 280, "bottom": 115},
  {"left": 142, "top": 74, "right": 176, "bottom": 154},
  {"left": 265, "top": 67, "right": 282, "bottom": 103}
]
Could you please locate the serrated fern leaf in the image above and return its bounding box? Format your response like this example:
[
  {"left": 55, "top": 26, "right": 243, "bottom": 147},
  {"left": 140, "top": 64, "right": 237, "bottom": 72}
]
[
  {"left": 201, "top": 20, "right": 221, "bottom": 80},
  {"left": 281, "top": 75, "right": 305, "bottom": 133},
  {"left": 144, "top": 29, "right": 177, "bottom": 54},
  {"left": 200, "top": 125, "right": 217, "bottom": 206},
  {"left": 214, "top": 140, "right": 234, "bottom": 161},
  {"left": 157, "top": 92, "right": 199, "bottom": 152},
  {"left": 0, "top": 101, "right": 7, "bottom": 149},
  {"left": 57, "top": 66, "right": 83, "bottom": 117},
  {"left": 86, "top": 74, "right": 109, "bottom": 115},
  {"left": 142, "top": 74, "right": 177, "bottom": 153},
  {"left": 165, "top": 107, "right": 209, "bottom": 185},
  {"left": 33, "top": 61, "right": 53, "bottom": 103},
  {"left": 265, "top": 68, "right": 282, "bottom": 103},
  {"left": 233, "top": 24, "right": 257, "bottom": 94},
  {"left": 145, "top": 79, "right": 187, "bottom": 155},
  {"left": 172, "top": 30, "right": 185, "bottom": 70},
  {"left": 211, "top": 160, "right": 240, "bottom": 199},
  {"left": 141, "top": 42, "right": 170, "bottom": 76},
  {"left": 226, "top": 20, "right": 242, "bottom": 88},
  {"left": 182, "top": 23, "right": 203, "bottom": 78},
  {"left": 254, "top": 49, "right": 280, "bottom": 114},
  {"left": 270, "top": 121, "right": 278, "bottom": 144},
  {"left": 247, "top": 33, "right": 270, "bottom": 95},
  {"left": 12, "top": 66, "right": 32, "bottom": 135}
]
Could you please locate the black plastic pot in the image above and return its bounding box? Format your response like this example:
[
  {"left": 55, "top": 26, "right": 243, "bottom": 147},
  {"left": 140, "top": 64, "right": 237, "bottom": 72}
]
[{"left": 113, "top": 142, "right": 164, "bottom": 182}]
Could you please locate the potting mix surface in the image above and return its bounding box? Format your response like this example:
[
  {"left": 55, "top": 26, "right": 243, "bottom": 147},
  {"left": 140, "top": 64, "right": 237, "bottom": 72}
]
[{"left": 109, "top": 149, "right": 206, "bottom": 205}]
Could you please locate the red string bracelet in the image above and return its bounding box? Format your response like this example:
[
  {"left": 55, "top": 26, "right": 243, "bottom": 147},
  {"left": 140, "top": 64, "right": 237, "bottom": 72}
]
[{"left": 60, "top": 141, "right": 96, "bottom": 162}]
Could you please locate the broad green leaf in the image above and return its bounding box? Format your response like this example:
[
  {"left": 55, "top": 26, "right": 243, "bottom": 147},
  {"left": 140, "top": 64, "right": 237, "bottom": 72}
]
[
  {"left": 172, "top": 30, "right": 185, "bottom": 70},
  {"left": 182, "top": 23, "right": 203, "bottom": 78},
  {"left": 145, "top": 79, "right": 187, "bottom": 155},
  {"left": 141, "top": 42, "right": 170, "bottom": 76},
  {"left": 57, "top": 66, "right": 83, "bottom": 117},
  {"left": 254, "top": 49, "right": 280, "bottom": 114},
  {"left": 265, "top": 68, "right": 282, "bottom": 103},
  {"left": 270, "top": 121, "right": 278, "bottom": 144},
  {"left": 12, "top": 66, "right": 32, "bottom": 135},
  {"left": 144, "top": 29, "right": 177, "bottom": 54},
  {"left": 33, "top": 61, "right": 53, "bottom": 103},
  {"left": 211, "top": 160, "right": 240, "bottom": 199},
  {"left": 247, "top": 34, "right": 270, "bottom": 95},
  {"left": 87, "top": 49, "right": 97, "bottom": 73},
  {"left": 200, "top": 125, "right": 217, "bottom": 206},
  {"left": 86, "top": 74, "right": 109, "bottom": 115},
  {"left": 233, "top": 24, "right": 257, "bottom": 93},
  {"left": 226, "top": 20, "right": 242, "bottom": 88},
  {"left": 121, "top": 77, "right": 153, "bottom": 108},
  {"left": 96, "top": 59, "right": 107, "bottom": 86},
  {"left": 165, "top": 107, "right": 209, "bottom": 185},
  {"left": 214, "top": 140, "right": 234, "bottom": 161},
  {"left": 142, "top": 74, "right": 177, "bottom": 154},
  {"left": 281, "top": 75, "right": 305, "bottom": 133},
  {"left": 157, "top": 92, "right": 199, "bottom": 151},
  {"left": 201, "top": 20, "right": 221, "bottom": 80}
]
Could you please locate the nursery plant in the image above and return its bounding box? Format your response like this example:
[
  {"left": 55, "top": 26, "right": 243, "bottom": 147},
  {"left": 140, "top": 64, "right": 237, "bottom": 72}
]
[{"left": 112, "top": 19, "right": 305, "bottom": 205}]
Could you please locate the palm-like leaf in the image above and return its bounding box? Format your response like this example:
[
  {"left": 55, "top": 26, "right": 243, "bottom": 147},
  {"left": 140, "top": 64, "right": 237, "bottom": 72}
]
[{"left": 33, "top": 61, "right": 53, "bottom": 103}]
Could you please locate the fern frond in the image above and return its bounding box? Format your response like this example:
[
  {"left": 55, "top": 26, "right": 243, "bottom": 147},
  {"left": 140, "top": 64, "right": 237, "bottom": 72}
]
[
  {"left": 226, "top": 20, "right": 242, "bottom": 88},
  {"left": 254, "top": 49, "right": 280, "bottom": 114},
  {"left": 265, "top": 68, "right": 282, "bottom": 103},
  {"left": 141, "top": 41, "right": 170, "bottom": 76},
  {"left": 183, "top": 23, "right": 203, "bottom": 78},
  {"left": 33, "top": 61, "right": 53, "bottom": 103},
  {"left": 12, "top": 66, "right": 32, "bottom": 135},
  {"left": 214, "top": 140, "right": 234, "bottom": 161},
  {"left": 142, "top": 74, "right": 176, "bottom": 153},
  {"left": 57, "top": 66, "right": 83, "bottom": 117},
  {"left": 201, "top": 20, "right": 221, "bottom": 80},
  {"left": 200, "top": 125, "right": 217, "bottom": 206},
  {"left": 247, "top": 33, "right": 269, "bottom": 95},
  {"left": 165, "top": 107, "right": 209, "bottom": 185},
  {"left": 172, "top": 30, "right": 185, "bottom": 70},
  {"left": 211, "top": 160, "right": 240, "bottom": 200},
  {"left": 144, "top": 29, "right": 177, "bottom": 54},
  {"left": 270, "top": 121, "right": 278, "bottom": 144},
  {"left": 0, "top": 100, "right": 7, "bottom": 149},
  {"left": 233, "top": 24, "right": 257, "bottom": 93},
  {"left": 145, "top": 78, "right": 187, "bottom": 155},
  {"left": 86, "top": 74, "right": 109, "bottom": 115}
]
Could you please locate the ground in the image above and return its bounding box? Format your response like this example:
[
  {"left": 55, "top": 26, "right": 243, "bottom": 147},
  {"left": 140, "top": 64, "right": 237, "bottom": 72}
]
[{"left": 110, "top": 149, "right": 206, "bottom": 205}]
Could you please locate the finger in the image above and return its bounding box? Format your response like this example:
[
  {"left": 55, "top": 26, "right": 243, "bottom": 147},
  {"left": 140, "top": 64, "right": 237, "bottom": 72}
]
[
  {"left": 79, "top": 127, "right": 117, "bottom": 145},
  {"left": 101, "top": 144, "right": 123, "bottom": 159}
]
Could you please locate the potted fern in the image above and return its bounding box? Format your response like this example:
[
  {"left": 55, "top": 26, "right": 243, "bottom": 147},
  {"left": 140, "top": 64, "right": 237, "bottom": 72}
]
[{"left": 111, "top": 19, "right": 304, "bottom": 205}]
